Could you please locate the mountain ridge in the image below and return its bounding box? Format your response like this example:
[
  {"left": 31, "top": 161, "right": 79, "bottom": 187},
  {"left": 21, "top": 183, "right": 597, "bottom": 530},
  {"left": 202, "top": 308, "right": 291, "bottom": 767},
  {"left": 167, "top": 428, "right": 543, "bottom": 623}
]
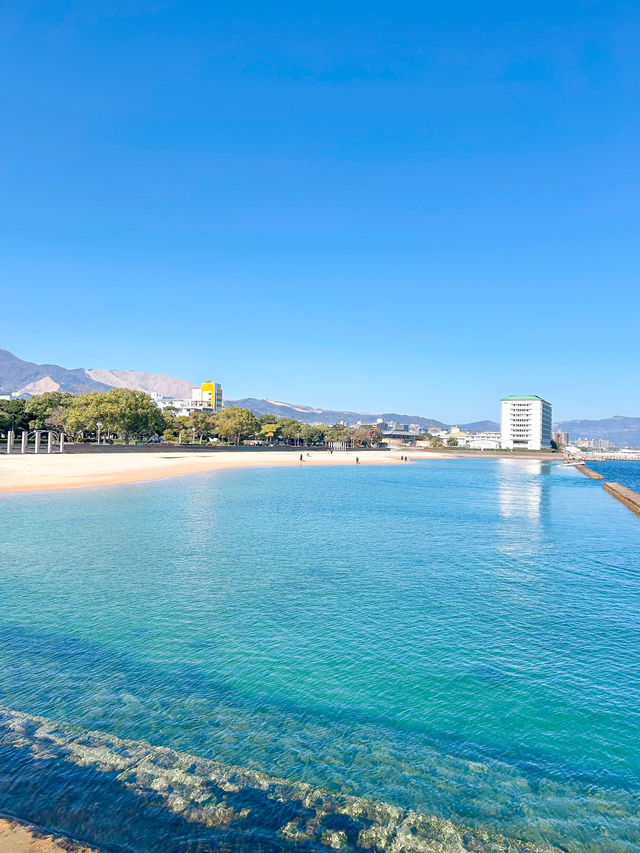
[
  {"left": 0, "top": 348, "right": 487, "bottom": 428},
  {"left": 552, "top": 415, "right": 640, "bottom": 447},
  {"left": 224, "top": 397, "right": 450, "bottom": 428},
  {"left": 0, "top": 348, "right": 195, "bottom": 399},
  {"left": 3, "top": 348, "right": 640, "bottom": 443}
]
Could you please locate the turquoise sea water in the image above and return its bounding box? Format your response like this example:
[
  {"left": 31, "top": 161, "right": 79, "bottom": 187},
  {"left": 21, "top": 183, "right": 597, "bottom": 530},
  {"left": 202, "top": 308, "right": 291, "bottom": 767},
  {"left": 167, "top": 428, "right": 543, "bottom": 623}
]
[{"left": 1, "top": 459, "right": 639, "bottom": 851}]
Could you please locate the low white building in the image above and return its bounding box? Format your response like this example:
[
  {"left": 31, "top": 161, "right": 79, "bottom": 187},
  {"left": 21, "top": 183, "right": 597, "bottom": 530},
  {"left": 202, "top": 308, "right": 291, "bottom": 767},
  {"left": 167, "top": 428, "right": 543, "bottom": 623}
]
[
  {"left": 500, "top": 395, "right": 552, "bottom": 450},
  {"left": 151, "top": 381, "right": 223, "bottom": 418},
  {"left": 467, "top": 432, "right": 501, "bottom": 450}
]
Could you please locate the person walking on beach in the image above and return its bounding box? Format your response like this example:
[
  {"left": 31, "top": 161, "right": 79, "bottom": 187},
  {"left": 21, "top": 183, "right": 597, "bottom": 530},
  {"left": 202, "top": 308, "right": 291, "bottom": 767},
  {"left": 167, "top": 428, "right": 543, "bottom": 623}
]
[
  {"left": 356, "top": 456, "right": 360, "bottom": 464},
  {"left": 299, "top": 453, "right": 303, "bottom": 462}
]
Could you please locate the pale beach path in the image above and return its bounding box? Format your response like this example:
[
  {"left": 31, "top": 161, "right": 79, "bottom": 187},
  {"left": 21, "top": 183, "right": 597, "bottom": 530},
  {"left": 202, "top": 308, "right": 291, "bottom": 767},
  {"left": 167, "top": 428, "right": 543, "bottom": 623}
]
[{"left": 0, "top": 449, "right": 405, "bottom": 495}]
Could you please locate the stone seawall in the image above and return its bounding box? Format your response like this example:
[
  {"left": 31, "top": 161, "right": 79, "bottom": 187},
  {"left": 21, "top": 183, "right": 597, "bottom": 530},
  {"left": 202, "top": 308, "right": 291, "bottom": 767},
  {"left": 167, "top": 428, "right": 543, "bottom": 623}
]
[{"left": 603, "top": 482, "right": 640, "bottom": 517}]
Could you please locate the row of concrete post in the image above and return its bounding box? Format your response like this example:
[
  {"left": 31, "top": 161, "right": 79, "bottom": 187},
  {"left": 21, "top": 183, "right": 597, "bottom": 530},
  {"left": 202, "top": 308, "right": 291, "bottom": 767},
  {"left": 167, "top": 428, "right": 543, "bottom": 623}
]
[{"left": 5, "top": 430, "right": 65, "bottom": 454}]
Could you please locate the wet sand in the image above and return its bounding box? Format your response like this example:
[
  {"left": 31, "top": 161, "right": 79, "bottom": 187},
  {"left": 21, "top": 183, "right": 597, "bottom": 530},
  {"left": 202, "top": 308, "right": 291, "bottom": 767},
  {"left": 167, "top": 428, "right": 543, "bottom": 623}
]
[{"left": 0, "top": 817, "right": 97, "bottom": 852}]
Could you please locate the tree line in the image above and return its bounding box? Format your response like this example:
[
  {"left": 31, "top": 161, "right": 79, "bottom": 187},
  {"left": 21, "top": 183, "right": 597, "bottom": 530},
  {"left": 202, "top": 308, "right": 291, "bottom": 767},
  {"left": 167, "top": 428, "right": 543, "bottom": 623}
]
[{"left": 0, "top": 391, "right": 383, "bottom": 447}]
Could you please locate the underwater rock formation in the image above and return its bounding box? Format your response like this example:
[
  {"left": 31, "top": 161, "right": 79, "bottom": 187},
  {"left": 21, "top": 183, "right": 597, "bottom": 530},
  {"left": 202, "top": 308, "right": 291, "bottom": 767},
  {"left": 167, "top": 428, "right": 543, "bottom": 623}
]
[{"left": 0, "top": 706, "right": 559, "bottom": 853}]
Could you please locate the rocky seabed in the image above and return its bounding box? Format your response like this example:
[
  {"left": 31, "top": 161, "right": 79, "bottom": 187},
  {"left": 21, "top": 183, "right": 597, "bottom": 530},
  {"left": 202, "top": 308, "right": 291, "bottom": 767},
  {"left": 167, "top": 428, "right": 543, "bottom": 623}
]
[{"left": 0, "top": 706, "right": 558, "bottom": 853}]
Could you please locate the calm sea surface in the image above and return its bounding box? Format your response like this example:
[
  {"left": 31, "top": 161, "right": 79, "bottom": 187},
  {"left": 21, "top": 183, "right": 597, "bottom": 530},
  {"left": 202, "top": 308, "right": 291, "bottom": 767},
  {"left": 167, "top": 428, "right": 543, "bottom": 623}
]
[
  {"left": 589, "top": 460, "right": 640, "bottom": 491},
  {"left": 1, "top": 459, "right": 639, "bottom": 851}
]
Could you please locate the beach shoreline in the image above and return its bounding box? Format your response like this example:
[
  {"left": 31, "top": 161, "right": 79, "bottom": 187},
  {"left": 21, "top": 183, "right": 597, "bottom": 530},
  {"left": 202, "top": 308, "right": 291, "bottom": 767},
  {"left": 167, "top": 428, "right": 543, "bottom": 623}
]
[
  {"left": 0, "top": 816, "right": 97, "bottom": 852},
  {"left": 0, "top": 448, "right": 409, "bottom": 494},
  {"left": 0, "top": 447, "right": 563, "bottom": 495}
]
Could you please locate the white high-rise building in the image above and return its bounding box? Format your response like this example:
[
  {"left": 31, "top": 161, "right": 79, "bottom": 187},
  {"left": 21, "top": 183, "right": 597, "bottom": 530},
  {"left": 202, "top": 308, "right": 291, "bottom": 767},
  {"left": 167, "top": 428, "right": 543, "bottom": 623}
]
[{"left": 500, "top": 395, "right": 552, "bottom": 450}]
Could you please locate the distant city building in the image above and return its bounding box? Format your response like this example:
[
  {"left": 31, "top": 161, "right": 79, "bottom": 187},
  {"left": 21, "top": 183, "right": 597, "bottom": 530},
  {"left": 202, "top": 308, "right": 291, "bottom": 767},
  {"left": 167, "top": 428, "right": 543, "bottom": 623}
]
[
  {"left": 466, "top": 432, "right": 501, "bottom": 450},
  {"left": 573, "top": 437, "right": 612, "bottom": 450},
  {"left": 196, "top": 381, "right": 223, "bottom": 411},
  {"left": 551, "top": 429, "right": 569, "bottom": 447},
  {"left": 379, "top": 421, "right": 424, "bottom": 445},
  {"left": 500, "top": 395, "right": 552, "bottom": 451},
  {"left": 151, "top": 381, "right": 223, "bottom": 418},
  {"left": 414, "top": 427, "right": 501, "bottom": 450}
]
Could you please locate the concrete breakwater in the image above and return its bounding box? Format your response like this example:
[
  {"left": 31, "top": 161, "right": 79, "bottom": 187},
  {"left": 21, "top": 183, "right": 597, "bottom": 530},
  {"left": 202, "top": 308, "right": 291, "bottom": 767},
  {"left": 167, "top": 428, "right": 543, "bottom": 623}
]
[
  {"left": 603, "top": 482, "right": 640, "bottom": 517},
  {"left": 573, "top": 463, "right": 640, "bottom": 518},
  {"left": 575, "top": 464, "right": 604, "bottom": 480},
  {"left": 0, "top": 706, "right": 559, "bottom": 853}
]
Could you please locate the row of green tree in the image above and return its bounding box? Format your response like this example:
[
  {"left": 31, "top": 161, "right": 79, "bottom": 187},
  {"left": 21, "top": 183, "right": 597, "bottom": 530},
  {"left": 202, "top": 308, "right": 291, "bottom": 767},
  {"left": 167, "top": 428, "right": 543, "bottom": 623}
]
[
  {"left": 428, "top": 435, "right": 459, "bottom": 447},
  {"left": 0, "top": 391, "right": 384, "bottom": 447},
  {"left": 170, "top": 410, "right": 382, "bottom": 447}
]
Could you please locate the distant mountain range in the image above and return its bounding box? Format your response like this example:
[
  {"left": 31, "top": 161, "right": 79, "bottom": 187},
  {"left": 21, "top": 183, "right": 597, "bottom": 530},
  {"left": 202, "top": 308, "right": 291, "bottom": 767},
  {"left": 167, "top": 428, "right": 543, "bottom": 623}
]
[
  {"left": 0, "top": 348, "right": 493, "bottom": 429},
  {"left": 224, "top": 397, "right": 451, "bottom": 428},
  {"left": 0, "top": 348, "right": 194, "bottom": 399},
  {"left": 553, "top": 416, "right": 640, "bottom": 448},
  {"left": 2, "top": 348, "right": 639, "bottom": 443}
]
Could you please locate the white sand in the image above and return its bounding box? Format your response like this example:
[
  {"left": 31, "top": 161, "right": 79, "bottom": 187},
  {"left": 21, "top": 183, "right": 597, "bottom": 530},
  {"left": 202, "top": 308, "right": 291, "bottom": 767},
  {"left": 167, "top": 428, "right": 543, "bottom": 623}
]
[{"left": 0, "top": 449, "right": 406, "bottom": 494}]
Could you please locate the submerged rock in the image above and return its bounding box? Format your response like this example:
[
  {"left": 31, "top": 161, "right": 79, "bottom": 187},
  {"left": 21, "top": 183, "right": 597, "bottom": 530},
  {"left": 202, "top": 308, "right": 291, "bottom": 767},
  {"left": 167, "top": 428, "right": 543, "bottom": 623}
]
[{"left": 0, "top": 705, "right": 560, "bottom": 853}]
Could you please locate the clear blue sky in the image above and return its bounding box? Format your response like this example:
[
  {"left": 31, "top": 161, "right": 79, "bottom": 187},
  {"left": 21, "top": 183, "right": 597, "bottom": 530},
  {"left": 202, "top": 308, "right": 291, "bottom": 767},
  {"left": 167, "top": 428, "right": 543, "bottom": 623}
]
[{"left": 2, "top": 1, "right": 638, "bottom": 422}]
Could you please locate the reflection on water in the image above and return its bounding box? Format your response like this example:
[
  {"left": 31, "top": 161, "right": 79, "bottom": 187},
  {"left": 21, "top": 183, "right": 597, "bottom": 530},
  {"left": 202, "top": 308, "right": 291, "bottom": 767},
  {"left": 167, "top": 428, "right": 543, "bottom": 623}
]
[
  {"left": 496, "top": 461, "right": 547, "bottom": 565},
  {"left": 498, "top": 460, "right": 544, "bottom": 521}
]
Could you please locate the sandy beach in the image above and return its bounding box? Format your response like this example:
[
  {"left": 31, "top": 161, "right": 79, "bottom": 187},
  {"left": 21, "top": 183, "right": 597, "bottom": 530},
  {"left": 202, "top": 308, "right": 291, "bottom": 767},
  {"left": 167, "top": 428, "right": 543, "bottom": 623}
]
[
  {"left": 0, "top": 817, "right": 97, "bottom": 852},
  {"left": 0, "top": 448, "right": 562, "bottom": 495},
  {"left": 0, "top": 448, "right": 409, "bottom": 494}
]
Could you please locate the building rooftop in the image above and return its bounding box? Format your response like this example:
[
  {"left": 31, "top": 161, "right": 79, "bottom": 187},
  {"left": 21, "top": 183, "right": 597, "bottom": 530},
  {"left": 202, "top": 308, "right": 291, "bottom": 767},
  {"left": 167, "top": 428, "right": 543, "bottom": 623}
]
[{"left": 501, "top": 395, "right": 549, "bottom": 402}]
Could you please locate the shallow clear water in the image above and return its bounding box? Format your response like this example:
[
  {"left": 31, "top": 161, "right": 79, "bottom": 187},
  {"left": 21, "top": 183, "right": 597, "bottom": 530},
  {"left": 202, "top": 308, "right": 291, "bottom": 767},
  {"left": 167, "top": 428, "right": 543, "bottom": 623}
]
[{"left": 1, "top": 459, "right": 639, "bottom": 851}]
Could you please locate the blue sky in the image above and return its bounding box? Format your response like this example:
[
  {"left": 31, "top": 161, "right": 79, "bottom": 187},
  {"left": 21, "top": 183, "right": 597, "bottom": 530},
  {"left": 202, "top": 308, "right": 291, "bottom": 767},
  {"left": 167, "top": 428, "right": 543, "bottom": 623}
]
[{"left": 2, "top": 1, "right": 638, "bottom": 422}]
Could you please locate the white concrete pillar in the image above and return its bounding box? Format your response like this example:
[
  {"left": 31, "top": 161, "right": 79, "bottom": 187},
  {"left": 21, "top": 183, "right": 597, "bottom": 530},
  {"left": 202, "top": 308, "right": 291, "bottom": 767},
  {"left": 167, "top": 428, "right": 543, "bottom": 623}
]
[
  {"left": 6, "top": 430, "right": 13, "bottom": 454},
  {"left": 48, "top": 432, "right": 53, "bottom": 453},
  {"left": 21, "top": 431, "right": 28, "bottom": 453},
  {"left": 59, "top": 433, "right": 65, "bottom": 453},
  {"left": 34, "top": 430, "right": 42, "bottom": 454}
]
